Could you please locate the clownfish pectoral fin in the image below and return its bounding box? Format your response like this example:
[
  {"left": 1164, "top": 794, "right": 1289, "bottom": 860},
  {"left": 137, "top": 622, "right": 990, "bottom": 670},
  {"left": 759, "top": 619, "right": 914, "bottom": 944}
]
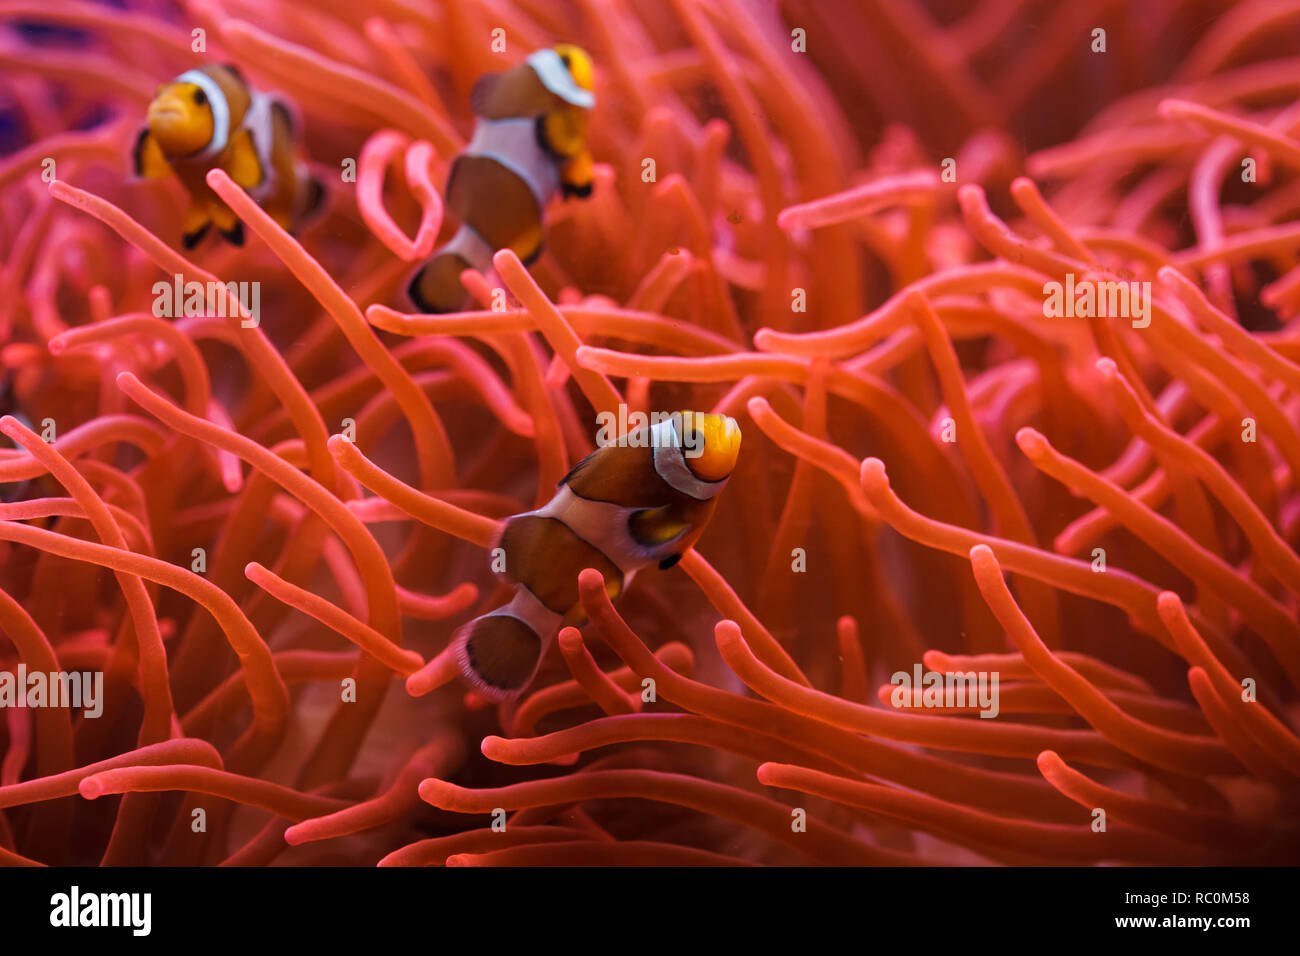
[
  {"left": 226, "top": 128, "right": 264, "bottom": 190},
  {"left": 455, "top": 613, "right": 549, "bottom": 700},
  {"left": 628, "top": 506, "right": 690, "bottom": 547},
  {"left": 133, "top": 128, "right": 171, "bottom": 179}
]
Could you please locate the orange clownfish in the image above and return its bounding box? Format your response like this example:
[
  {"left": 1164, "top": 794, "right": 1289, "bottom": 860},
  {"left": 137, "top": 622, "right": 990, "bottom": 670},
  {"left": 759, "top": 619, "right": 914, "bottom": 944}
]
[
  {"left": 456, "top": 412, "right": 741, "bottom": 700},
  {"left": 407, "top": 44, "right": 597, "bottom": 313},
  {"left": 133, "top": 64, "right": 325, "bottom": 248}
]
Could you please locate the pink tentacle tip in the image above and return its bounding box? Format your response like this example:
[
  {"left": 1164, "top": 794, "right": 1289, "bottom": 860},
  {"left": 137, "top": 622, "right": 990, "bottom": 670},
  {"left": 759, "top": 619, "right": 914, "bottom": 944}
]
[
  {"left": 1095, "top": 356, "right": 1119, "bottom": 378},
  {"left": 1014, "top": 427, "right": 1049, "bottom": 459}
]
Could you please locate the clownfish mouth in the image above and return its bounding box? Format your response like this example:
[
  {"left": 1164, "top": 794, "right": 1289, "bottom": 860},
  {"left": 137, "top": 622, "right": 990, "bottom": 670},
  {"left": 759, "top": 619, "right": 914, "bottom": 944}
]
[{"left": 147, "top": 105, "right": 187, "bottom": 123}]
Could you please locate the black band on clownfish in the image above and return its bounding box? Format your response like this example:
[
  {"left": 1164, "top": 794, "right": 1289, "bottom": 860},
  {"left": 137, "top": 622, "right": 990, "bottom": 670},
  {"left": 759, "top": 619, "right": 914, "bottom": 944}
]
[{"left": 452, "top": 411, "right": 741, "bottom": 700}]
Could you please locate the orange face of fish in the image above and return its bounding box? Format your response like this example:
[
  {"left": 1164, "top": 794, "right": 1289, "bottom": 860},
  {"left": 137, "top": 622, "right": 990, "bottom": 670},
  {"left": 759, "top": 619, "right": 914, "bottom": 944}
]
[
  {"left": 146, "top": 81, "right": 215, "bottom": 157},
  {"left": 678, "top": 411, "right": 742, "bottom": 482},
  {"left": 552, "top": 44, "right": 595, "bottom": 97}
]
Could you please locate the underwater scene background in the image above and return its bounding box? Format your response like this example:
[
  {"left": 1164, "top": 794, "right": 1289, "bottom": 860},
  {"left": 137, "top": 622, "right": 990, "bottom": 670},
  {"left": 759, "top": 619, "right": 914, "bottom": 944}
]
[{"left": 0, "top": 0, "right": 1298, "bottom": 866}]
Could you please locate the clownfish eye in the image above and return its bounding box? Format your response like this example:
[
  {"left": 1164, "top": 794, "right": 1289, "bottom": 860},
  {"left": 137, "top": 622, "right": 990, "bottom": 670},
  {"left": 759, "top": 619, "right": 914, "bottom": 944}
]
[
  {"left": 192, "top": 88, "right": 207, "bottom": 106},
  {"left": 560, "top": 53, "right": 571, "bottom": 67}
]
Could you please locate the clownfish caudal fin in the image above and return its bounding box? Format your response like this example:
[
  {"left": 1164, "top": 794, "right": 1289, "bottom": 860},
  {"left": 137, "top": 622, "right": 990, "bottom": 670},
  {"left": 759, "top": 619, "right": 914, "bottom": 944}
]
[
  {"left": 454, "top": 611, "right": 551, "bottom": 701},
  {"left": 407, "top": 250, "right": 472, "bottom": 314}
]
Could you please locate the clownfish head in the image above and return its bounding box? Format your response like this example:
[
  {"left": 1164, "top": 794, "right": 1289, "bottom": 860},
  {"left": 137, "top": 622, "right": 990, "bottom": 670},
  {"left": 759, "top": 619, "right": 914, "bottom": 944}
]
[
  {"left": 146, "top": 77, "right": 216, "bottom": 157},
  {"left": 528, "top": 44, "right": 595, "bottom": 109},
  {"left": 677, "top": 412, "right": 742, "bottom": 483},
  {"left": 553, "top": 44, "right": 594, "bottom": 96}
]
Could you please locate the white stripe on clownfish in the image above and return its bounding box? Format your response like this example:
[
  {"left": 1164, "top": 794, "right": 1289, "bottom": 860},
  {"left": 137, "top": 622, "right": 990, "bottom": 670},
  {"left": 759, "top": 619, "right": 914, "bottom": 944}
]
[
  {"left": 241, "top": 89, "right": 280, "bottom": 200},
  {"left": 651, "top": 417, "right": 731, "bottom": 501},
  {"left": 439, "top": 222, "right": 496, "bottom": 276},
  {"left": 462, "top": 117, "right": 562, "bottom": 213},
  {"left": 471, "top": 587, "right": 562, "bottom": 646},
  {"left": 176, "top": 69, "right": 230, "bottom": 160},
  {"left": 526, "top": 48, "right": 595, "bottom": 108},
  {"left": 523, "top": 485, "right": 669, "bottom": 578}
]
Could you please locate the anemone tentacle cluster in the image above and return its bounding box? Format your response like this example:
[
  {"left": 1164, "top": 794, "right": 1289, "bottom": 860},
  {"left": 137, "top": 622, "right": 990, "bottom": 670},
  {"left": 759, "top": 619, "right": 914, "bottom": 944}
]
[{"left": 0, "top": 0, "right": 1298, "bottom": 866}]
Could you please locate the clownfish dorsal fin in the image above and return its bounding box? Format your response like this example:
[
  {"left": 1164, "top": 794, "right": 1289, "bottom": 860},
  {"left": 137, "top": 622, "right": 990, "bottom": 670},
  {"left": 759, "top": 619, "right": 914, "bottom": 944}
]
[
  {"left": 556, "top": 447, "right": 601, "bottom": 488},
  {"left": 133, "top": 128, "right": 171, "bottom": 178},
  {"left": 226, "top": 127, "right": 263, "bottom": 189}
]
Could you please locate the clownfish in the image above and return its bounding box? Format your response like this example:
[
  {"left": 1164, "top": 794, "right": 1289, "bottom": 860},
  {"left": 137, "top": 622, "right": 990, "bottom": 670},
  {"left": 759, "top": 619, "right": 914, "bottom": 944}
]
[
  {"left": 407, "top": 44, "right": 597, "bottom": 313},
  {"left": 133, "top": 64, "right": 325, "bottom": 248},
  {"left": 456, "top": 411, "right": 741, "bottom": 700}
]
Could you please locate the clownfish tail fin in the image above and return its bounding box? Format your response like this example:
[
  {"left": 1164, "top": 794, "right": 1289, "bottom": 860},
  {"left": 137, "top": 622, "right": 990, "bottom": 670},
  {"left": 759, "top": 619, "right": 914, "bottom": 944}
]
[
  {"left": 454, "top": 609, "right": 551, "bottom": 701},
  {"left": 407, "top": 249, "right": 471, "bottom": 314}
]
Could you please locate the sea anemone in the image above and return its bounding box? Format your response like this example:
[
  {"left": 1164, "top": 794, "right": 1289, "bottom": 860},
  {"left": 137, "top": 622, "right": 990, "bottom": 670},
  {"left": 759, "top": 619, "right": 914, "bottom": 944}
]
[{"left": 1, "top": 0, "right": 1298, "bottom": 867}]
